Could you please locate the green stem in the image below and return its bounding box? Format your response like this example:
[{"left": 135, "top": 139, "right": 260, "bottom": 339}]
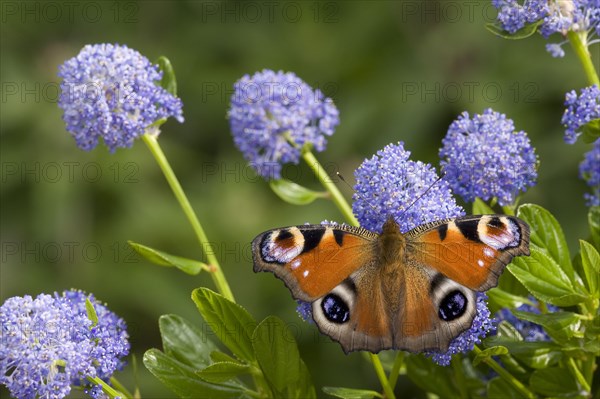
[
  {"left": 370, "top": 353, "right": 396, "bottom": 399},
  {"left": 249, "top": 363, "right": 272, "bottom": 398},
  {"left": 451, "top": 356, "right": 469, "bottom": 399},
  {"left": 568, "top": 31, "right": 600, "bottom": 87},
  {"left": 142, "top": 134, "right": 235, "bottom": 302},
  {"left": 581, "top": 355, "right": 596, "bottom": 391},
  {"left": 87, "top": 376, "right": 128, "bottom": 399},
  {"left": 472, "top": 346, "right": 536, "bottom": 399},
  {"left": 566, "top": 357, "right": 591, "bottom": 393},
  {"left": 387, "top": 352, "right": 404, "bottom": 393},
  {"left": 301, "top": 149, "right": 359, "bottom": 226}
]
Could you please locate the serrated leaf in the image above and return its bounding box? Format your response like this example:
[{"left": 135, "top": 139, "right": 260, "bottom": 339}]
[
  {"left": 197, "top": 362, "right": 250, "bottom": 383},
  {"left": 485, "top": 20, "right": 541, "bottom": 39},
  {"left": 156, "top": 56, "right": 177, "bottom": 96},
  {"left": 143, "top": 349, "right": 246, "bottom": 399},
  {"left": 529, "top": 368, "right": 580, "bottom": 396},
  {"left": 487, "top": 288, "right": 531, "bottom": 312},
  {"left": 483, "top": 339, "right": 562, "bottom": 368},
  {"left": 322, "top": 387, "right": 383, "bottom": 399},
  {"left": 129, "top": 241, "right": 208, "bottom": 275},
  {"left": 512, "top": 310, "right": 580, "bottom": 344},
  {"left": 159, "top": 314, "right": 216, "bottom": 369},
  {"left": 495, "top": 321, "right": 524, "bottom": 341},
  {"left": 518, "top": 204, "right": 574, "bottom": 281},
  {"left": 269, "top": 178, "right": 328, "bottom": 205},
  {"left": 210, "top": 351, "right": 241, "bottom": 364},
  {"left": 580, "top": 240, "right": 600, "bottom": 296},
  {"left": 582, "top": 322, "right": 600, "bottom": 353},
  {"left": 509, "top": 249, "right": 586, "bottom": 306},
  {"left": 192, "top": 288, "right": 257, "bottom": 362},
  {"left": 472, "top": 197, "right": 496, "bottom": 214},
  {"left": 589, "top": 207, "right": 600, "bottom": 249},
  {"left": 473, "top": 346, "right": 509, "bottom": 366},
  {"left": 252, "top": 316, "right": 301, "bottom": 397}
]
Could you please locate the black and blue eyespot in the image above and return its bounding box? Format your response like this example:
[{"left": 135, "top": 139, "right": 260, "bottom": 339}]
[
  {"left": 438, "top": 290, "right": 467, "bottom": 321},
  {"left": 321, "top": 294, "right": 350, "bottom": 324}
]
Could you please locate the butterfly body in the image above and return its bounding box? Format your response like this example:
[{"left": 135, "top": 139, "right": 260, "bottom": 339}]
[{"left": 252, "top": 215, "right": 529, "bottom": 353}]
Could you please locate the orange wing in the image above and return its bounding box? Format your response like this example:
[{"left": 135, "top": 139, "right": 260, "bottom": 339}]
[
  {"left": 252, "top": 224, "right": 378, "bottom": 301},
  {"left": 406, "top": 215, "right": 530, "bottom": 291}
]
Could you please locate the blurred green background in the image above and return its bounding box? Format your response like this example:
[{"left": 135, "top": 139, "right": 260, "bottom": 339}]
[{"left": 1, "top": 1, "right": 596, "bottom": 397}]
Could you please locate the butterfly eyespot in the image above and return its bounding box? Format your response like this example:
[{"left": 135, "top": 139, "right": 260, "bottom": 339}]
[
  {"left": 321, "top": 293, "right": 350, "bottom": 324},
  {"left": 438, "top": 290, "right": 467, "bottom": 321}
]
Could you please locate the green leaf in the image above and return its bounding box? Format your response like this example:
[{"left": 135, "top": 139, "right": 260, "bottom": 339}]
[
  {"left": 487, "top": 288, "right": 531, "bottom": 313},
  {"left": 580, "top": 240, "right": 600, "bottom": 296},
  {"left": 509, "top": 248, "right": 586, "bottom": 306},
  {"left": 472, "top": 197, "right": 496, "bottom": 215},
  {"left": 85, "top": 298, "right": 98, "bottom": 328},
  {"left": 297, "top": 360, "right": 317, "bottom": 399},
  {"left": 252, "top": 316, "right": 301, "bottom": 397},
  {"left": 322, "top": 387, "right": 383, "bottom": 399},
  {"left": 517, "top": 204, "right": 574, "bottom": 281},
  {"left": 485, "top": 20, "right": 541, "bottom": 40},
  {"left": 582, "top": 321, "right": 600, "bottom": 353},
  {"left": 473, "top": 346, "right": 509, "bottom": 366},
  {"left": 269, "top": 178, "right": 328, "bottom": 205},
  {"left": 159, "top": 314, "right": 216, "bottom": 369},
  {"left": 589, "top": 206, "right": 600, "bottom": 249},
  {"left": 487, "top": 377, "right": 522, "bottom": 399},
  {"left": 581, "top": 119, "right": 600, "bottom": 143},
  {"left": 529, "top": 368, "right": 580, "bottom": 396},
  {"left": 197, "top": 362, "right": 250, "bottom": 384},
  {"left": 192, "top": 288, "right": 257, "bottom": 362},
  {"left": 156, "top": 56, "right": 177, "bottom": 96},
  {"left": 512, "top": 310, "right": 580, "bottom": 344},
  {"left": 495, "top": 321, "right": 524, "bottom": 341},
  {"left": 143, "top": 349, "right": 246, "bottom": 399},
  {"left": 128, "top": 241, "right": 208, "bottom": 275},
  {"left": 484, "top": 339, "right": 563, "bottom": 368}
]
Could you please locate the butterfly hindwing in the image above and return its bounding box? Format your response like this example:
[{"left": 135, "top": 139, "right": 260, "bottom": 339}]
[
  {"left": 310, "top": 271, "right": 394, "bottom": 353},
  {"left": 252, "top": 224, "right": 378, "bottom": 302},
  {"left": 391, "top": 263, "right": 478, "bottom": 352}
]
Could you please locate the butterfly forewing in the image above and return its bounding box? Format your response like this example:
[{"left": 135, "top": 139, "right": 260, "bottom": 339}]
[
  {"left": 252, "top": 224, "right": 378, "bottom": 301},
  {"left": 406, "top": 215, "right": 530, "bottom": 292}
]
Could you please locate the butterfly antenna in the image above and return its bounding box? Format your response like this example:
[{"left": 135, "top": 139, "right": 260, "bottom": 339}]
[
  {"left": 337, "top": 172, "right": 385, "bottom": 213},
  {"left": 337, "top": 171, "right": 446, "bottom": 217},
  {"left": 399, "top": 172, "right": 446, "bottom": 217}
]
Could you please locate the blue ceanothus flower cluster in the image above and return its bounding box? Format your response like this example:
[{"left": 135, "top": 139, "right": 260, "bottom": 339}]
[
  {"left": 493, "top": 0, "right": 600, "bottom": 57},
  {"left": 352, "top": 142, "right": 495, "bottom": 366},
  {"left": 580, "top": 139, "right": 600, "bottom": 206},
  {"left": 440, "top": 109, "right": 538, "bottom": 206},
  {"left": 0, "top": 290, "right": 129, "bottom": 399},
  {"left": 58, "top": 43, "right": 184, "bottom": 152},
  {"left": 228, "top": 69, "right": 340, "bottom": 180},
  {"left": 562, "top": 84, "right": 600, "bottom": 143},
  {"left": 353, "top": 142, "right": 465, "bottom": 234}
]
